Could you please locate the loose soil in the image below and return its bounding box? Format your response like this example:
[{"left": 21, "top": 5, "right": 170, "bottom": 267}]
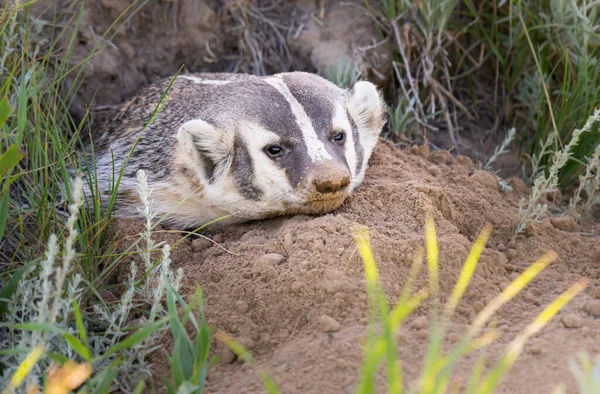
[
  {"left": 29, "top": 1, "right": 600, "bottom": 392},
  {"left": 111, "top": 141, "right": 600, "bottom": 394}
]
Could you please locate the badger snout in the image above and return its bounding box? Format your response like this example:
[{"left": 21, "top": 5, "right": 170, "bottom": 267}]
[{"left": 308, "top": 161, "right": 351, "bottom": 196}]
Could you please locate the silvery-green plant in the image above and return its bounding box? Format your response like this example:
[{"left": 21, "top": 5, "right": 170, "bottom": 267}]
[
  {"left": 485, "top": 127, "right": 516, "bottom": 171},
  {"left": 568, "top": 144, "right": 600, "bottom": 221},
  {"left": 1, "top": 170, "right": 183, "bottom": 392},
  {"left": 515, "top": 108, "right": 600, "bottom": 234},
  {"left": 0, "top": 177, "right": 85, "bottom": 388}
]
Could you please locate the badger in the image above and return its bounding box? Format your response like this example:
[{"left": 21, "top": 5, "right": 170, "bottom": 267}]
[{"left": 84, "top": 71, "right": 386, "bottom": 229}]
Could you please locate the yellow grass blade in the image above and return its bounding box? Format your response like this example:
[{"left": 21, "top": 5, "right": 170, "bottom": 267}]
[
  {"left": 3, "top": 344, "right": 44, "bottom": 394},
  {"left": 432, "top": 250, "right": 558, "bottom": 392},
  {"left": 478, "top": 278, "right": 588, "bottom": 393},
  {"left": 354, "top": 226, "right": 379, "bottom": 287},
  {"left": 424, "top": 213, "right": 439, "bottom": 304},
  {"left": 470, "top": 250, "right": 557, "bottom": 333},
  {"left": 444, "top": 224, "right": 492, "bottom": 319}
]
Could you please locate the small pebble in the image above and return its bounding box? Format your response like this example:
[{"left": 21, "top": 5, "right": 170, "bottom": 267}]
[
  {"left": 584, "top": 300, "right": 600, "bottom": 317},
  {"left": 455, "top": 155, "right": 473, "bottom": 168},
  {"left": 427, "top": 166, "right": 441, "bottom": 176},
  {"left": 562, "top": 314, "right": 584, "bottom": 328},
  {"left": 192, "top": 237, "right": 212, "bottom": 252},
  {"left": 251, "top": 253, "right": 286, "bottom": 274},
  {"left": 497, "top": 243, "right": 506, "bottom": 252},
  {"left": 471, "top": 170, "right": 498, "bottom": 190},
  {"left": 323, "top": 224, "right": 336, "bottom": 233},
  {"left": 506, "top": 249, "right": 517, "bottom": 260},
  {"left": 311, "top": 239, "right": 325, "bottom": 253},
  {"left": 410, "top": 316, "right": 428, "bottom": 330},
  {"left": 550, "top": 216, "right": 579, "bottom": 232},
  {"left": 429, "top": 150, "right": 454, "bottom": 165},
  {"left": 415, "top": 329, "right": 430, "bottom": 339},
  {"left": 235, "top": 300, "right": 249, "bottom": 314},
  {"left": 319, "top": 314, "right": 342, "bottom": 333},
  {"left": 220, "top": 348, "right": 236, "bottom": 364}
]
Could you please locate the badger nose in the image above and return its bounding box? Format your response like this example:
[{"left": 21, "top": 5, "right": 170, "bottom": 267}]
[{"left": 309, "top": 161, "right": 351, "bottom": 194}]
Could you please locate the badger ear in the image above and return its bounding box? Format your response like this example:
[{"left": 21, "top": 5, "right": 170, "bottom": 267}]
[
  {"left": 346, "top": 80, "right": 386, "bottom": 135},
  {"left": 176, "top": 119, "right": 233, "bottom": 182}
]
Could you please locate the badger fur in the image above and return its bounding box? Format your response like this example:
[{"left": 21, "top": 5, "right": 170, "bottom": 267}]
[{"left": 85, "top": 71, "right": 386, "bottom": 229}]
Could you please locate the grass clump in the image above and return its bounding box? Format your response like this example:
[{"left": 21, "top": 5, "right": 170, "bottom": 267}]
[{"left": 351, "top": 212, "right": 587, "bottom": 393}]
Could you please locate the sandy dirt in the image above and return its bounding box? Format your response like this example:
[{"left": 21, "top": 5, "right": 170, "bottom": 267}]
[
  {"left": 29, "top": 0, "right": 600, "bottom": 392},
  {"left": 110, "top": 140, "right": 599, "bottom": 394}
]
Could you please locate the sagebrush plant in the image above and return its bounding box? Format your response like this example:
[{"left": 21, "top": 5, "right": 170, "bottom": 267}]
[
  {"left": 484, "top": 127, "right": 516, "bottom": 171},
  {"left": 0, "top": 170, "right": 185, "bottom": 393},
  {"left": 515, "top": 108, "right": 600, "bottom": 234},
  {"left": 568, "top": 143, "right": 600, "bottom": 221}
]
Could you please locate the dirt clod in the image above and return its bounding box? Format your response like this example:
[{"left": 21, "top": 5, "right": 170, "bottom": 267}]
[
  {"left": 550, "top": 216, "right": 580, "bottom": 232},
  {"left": 192, "top": 237, "right": 212, "bottom": 252},
  {"left": 251, "top": 253, "right": 286, "bottom": 274},
  {"left": 561, "top": 314, "right": 584, "bottom": 328},
  {"left": 471, "top": 170, "right": 499, "bottom": 190},
  {"left": 319, "top": 315, "right": 342, "bottom": 333},
  {"left": 429, "top": 150, "right": 454, "bottom": 166},
  {"left": 506, "top": 249, "right": 518, "bottom": 260},
  {"left": 584, "top": 300, "right": 600, "bottom": 317},
  {"left": 410, "top": 316, "right": 428, "bottom": 330}
]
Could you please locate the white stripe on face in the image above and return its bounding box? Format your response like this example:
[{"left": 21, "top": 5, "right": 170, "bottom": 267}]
[
  {"left": 178, "top": 75, "right": 232, "bottom": 85},
  {"left": 332, "top": 103, "right": 357, "bottom": 182},
  {"left": 263, "top": 76, "right": 332, "bottom": 162}
]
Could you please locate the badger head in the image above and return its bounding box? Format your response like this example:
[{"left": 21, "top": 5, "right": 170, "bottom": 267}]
[{"left": 170, "top": 72, "right": 386, "bottom": 227}]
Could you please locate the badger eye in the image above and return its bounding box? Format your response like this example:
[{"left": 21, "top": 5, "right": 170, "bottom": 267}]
[
  {"left": 331, "top": 132, "right": 346, "bottom": 145},
  {"left": 264, "top": 145, "right": 284, "bottom": 158}
]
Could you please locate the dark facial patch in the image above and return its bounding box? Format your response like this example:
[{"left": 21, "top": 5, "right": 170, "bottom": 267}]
[
  {"left": 281, "top": 74, "right": 351, "bottom": 174},
  {"left": 221, "top": 81, "right": 314, "bottom": 189},
  {"left": 230, "top": 133, "right": 263, "bottom": 200},
  {"left": 347, "top": 108, "right": 364, "bottom": 175}
]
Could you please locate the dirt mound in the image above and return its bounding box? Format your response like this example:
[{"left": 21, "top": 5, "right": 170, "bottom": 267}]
[{"left": 111, "top": 141, "right": 599, "bottom": 393}]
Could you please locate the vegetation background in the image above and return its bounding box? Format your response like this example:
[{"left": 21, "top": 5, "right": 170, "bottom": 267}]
[{"left": 0, "top": 0, "right": 599, "bottom": 393}]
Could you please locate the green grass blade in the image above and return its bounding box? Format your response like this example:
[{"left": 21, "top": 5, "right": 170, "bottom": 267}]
[
  {"left": 62, "top": 332, "right": 92, "bottom": 363},
  {"left": 0, "top": 97, "right": 11, "bottom": 126},
  {"left": 0, "top": 261, "right": 33, "bottom": 317},
  {"left": 0, "top": 144, "right": 24, "bottom": 179},
  {"left": 72, "top": 299, "right": 89, "bottom": 350}
]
